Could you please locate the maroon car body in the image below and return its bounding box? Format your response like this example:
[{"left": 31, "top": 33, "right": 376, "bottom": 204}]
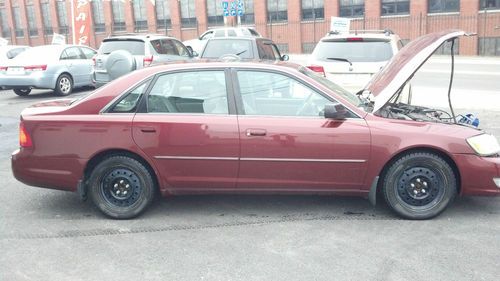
[{"left": 11, "top": 30, "right": 500, "bottom": 219}]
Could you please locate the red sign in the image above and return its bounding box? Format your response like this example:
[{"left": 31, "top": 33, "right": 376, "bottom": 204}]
[{"left": 72, "top": 0, "right": 91, "bottom": 45}]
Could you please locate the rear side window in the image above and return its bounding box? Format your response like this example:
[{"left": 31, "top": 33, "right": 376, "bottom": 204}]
[
  {"left": 147, "top": 71, "right": 228, "bottom": 114},
  {"left": 202, "top": 39, "right": 254, "bottom": 59},
  {"left": 61, "top": 47, "right": 84, "bottom": 60},
  {"left": 313, "top": 39, "right": 393, "bottom": 62},
  {"left": 110, "top": 81, "right": 149, "bottom": 113},
  {"left": 80, "top": 47, "right": 96, "bottom": 59},
  {"left": 99, "top": 40, "right": 145, "bottom": 55}
]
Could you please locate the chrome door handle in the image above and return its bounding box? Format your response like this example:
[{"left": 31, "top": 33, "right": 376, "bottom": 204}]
[{"left": 246, "top": 129, "right": 267, "bottom": 137}]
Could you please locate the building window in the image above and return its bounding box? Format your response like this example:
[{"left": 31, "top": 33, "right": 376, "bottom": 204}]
[
  {"left": 207, "top": 0, "right": 224, "bottom": 26},
  {"left": 26, "top": 4, "right": 38, "bottom": 36},
  {"left": 112, "top": 0, "right": 126, "bottom": 31},
  {"left": 92, "top": 0, "right": 105, "bottom": 33},
  {"left": 267, "top": 0, "right": 288, "bottom": 23},
  {"left": 180, "top": 0, "right": 196, "bottom": 28},
  {"left": 133, "top": 0, "right": 148, "bottom": 31},
  {"left": 0, "top": 7, "right": 10, "bottom": 38},
  {"left": 479, "top": 37, "right": 500, "bottom": 56},
  {"left": 428, "top": 0, "right": 459, "bottom": 13},
  {"left": 56, "top": 0, "right": 69, "bottom": 34},
  {"left": 302, "top": 0, "right": 324, "bottom": 20},
  {"left": 241, "top": 0, "right": 255, "bottom": 24},
  {"left": 276, "top": 43, "right": 289, "bottom": 53},
  {"left": 40, "top": 1, "right": 53, "bottom": 35},
  {"left": 155, "top": 0, "right": 171, "bottom": 29},
  {"left": 381, "top": 0, "right": 409, "bottom": 15},
  {"left": 340, "top": 0, "right": 365, "bottom": 18},
  {"left": 480, "top": 0, "right": 500, "bottom": 9},
  {"left": 12, "top": 6, "right": 23, "bottom": 37}
]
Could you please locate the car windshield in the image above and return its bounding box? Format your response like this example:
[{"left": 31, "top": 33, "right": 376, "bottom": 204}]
[
  {"left": 299, "top": 66, "right": 362, "bottom": 108},
  {"left": 99, "top": 40, "right": 145, "bottom": 55},
  {"left": 202, "top": 39, "right": 254, "bottom": 59},
  {"left": 313, "top": 39, "right": 393, "bottom": 62}
]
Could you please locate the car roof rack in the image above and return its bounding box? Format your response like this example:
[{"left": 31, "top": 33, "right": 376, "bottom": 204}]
[
  {"left": 107, "top": 33, "right": 171, "bottom": 38},
  {"left": 327, "top": 29, "right": 394, "bottom": 36}
]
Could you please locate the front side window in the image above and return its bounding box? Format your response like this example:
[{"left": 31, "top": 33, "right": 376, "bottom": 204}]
[
  {"left": 112, "top": 0, "right": 126, "bottom": 31},
  {"left": 150, "top": 39, "right": 179, "bottom": 55},
  {"left": 339, "top": 0, "right": 365, "bottom": 18},
  {"left": 257, "top": 42, "right": 277, "bottom": 60},
  {"left": 172, "top": 40, "right": 191, "bottom": 57},
  {"left": 428, "top": 0, "right": 459, "bottom": 13},
  {"left": 381, "top": 0, "right": 410, "bottom": 15},
  {"left": 133, "top": 0, "right": 148, "bottom": 31},
  {"left": 237, "top": 71, "right": 331, "bottom": 116},
  {"left": 180, "top": 0, "right": 196, "bottom": 28},
  {"left": 207, "top": 0, "right": 224, "bottom": 26},
  {"left": 155, "top": 0, "right": 171, "bottom": 29},
  {"left": 41, "top": 1, "right": 53, "bottom": 34},
  {"left": 480, "top": 0, "right": 500, "bottom": 9},
  {"left": 92, "top": 0, "right": 105, "bottom": 33},
  {"left": 267, "top": 0, "right": 288, "bottom": 23},
  {"left": 301, "top": 0, "right": 324, "bottom": 20},
  {"left": 147, "top": 71, "right": 228, "bottom": 114}
]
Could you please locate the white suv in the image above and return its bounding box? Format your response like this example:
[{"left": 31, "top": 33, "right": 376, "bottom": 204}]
[
  {"left": 308, "top": 30, "right": 403, "bottom": 93},
  {"left": 183, "top": 27, "right": 261, "bottom": 55}
]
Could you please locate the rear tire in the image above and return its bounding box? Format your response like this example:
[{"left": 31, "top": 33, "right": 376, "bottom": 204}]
[
  {"left": 54, "top": 74, "right": 73, "bottom": 96},
  {"left": 88, "top": 155, "right": 156, "bottom": 219},
  {"left": 382, "top": 152, "right": 457, "bottom": 220},
  {"left": 13, "top": 88, "right": 31, "bottom": 96}
]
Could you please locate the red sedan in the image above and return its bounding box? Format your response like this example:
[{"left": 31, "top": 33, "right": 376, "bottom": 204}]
[{"left": 12, "top": 30, "right": 500, "bottom": 219}]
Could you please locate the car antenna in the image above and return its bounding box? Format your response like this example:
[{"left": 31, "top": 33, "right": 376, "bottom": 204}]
[{"left": 447, "top": 38, "right": 457, "bottom": 124}]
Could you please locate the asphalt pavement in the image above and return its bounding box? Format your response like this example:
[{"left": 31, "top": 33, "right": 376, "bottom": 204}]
[{"left": 0, "top": 57, "right": 499, "bottom": 281}]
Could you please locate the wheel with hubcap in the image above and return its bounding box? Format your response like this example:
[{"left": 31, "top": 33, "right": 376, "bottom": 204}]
[
  {"left": 13, "top": 88, "right": 31, "bottom": 96},
  {"left": 382, "top": 152, "right": 457, "bottom": 220},
  {"left": 54, "top": 74, "right": 73, "bottom": 96},
  {"left": 88, "top": 155, "right": 156, "bottom": 219}
]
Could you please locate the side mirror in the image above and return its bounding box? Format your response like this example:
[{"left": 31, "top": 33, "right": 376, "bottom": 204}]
[
  {"left": 281, "top": 54, "right": 289, "bottom": 61},
  {"left": 324, "top": 103, "right": 348, "bottom": 120},
  {"left": 191, "top": 51, "right": 198, "bottom": 57}
]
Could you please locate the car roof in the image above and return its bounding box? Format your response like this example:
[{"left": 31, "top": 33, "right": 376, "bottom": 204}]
[
  {"left": 206, "top": 36, "right": 272, "bottom": 42},
  {"left": 104, "top": 34, "right": 178, "bottom": 41},
  {"left": 320, "top": 30, "right": 400, "bottom": 41}
]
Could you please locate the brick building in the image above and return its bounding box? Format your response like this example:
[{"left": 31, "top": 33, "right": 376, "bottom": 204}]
[{"left": 0, "top": 0, "right": 499, "bottom": 55}]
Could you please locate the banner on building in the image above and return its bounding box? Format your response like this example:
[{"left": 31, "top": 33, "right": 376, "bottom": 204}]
[
  {"left": 51, "top": 33, "right": 66, "bottom": 45},
  {"left": 71, "top": 0, "right": 91, "bottom": 45},
  {"left": 330, "top": 17, "right": 351, "bottom": 34}
]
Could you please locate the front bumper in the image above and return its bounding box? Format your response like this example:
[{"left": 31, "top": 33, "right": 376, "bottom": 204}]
[{"left": 454, "top": 153, "right": 500, "bottom": 196}]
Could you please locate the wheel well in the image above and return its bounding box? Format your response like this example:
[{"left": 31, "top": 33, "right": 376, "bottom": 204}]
[
  {"left": 83, "top": 149, "right": 159, "bottom": 190},
  {"left": 58, "top": 72, "right": 73, "bottom": 82},
  {"left": 377, "top": 147, "right": 462, "bottom": 195}
]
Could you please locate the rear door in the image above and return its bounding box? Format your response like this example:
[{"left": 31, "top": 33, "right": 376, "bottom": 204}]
[
  {"left": 60, "top": 47, "right": 87, "bottom": 86},
  {"left": 132, "top": 69, "right": 240, "bottom": 190},
  {"left": 78, "top": 46, "right": 96, "bottom": 85},
  {"left": 233, "top": 69, "right": 371, "bottom": 191}
]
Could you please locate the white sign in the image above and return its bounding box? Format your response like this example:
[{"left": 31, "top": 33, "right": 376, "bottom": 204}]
[
  {"left": 330, "top": 17, "right": 351, "bottom": 34},
  {"left": 52, "top": 33, "right": 66, "bottom": 45},
  {"left": 0, "top": 37, "right": 8, "bottom": 46}
]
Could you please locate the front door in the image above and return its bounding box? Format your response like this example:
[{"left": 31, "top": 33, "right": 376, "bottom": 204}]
[
  {"left": 132, "top": 69, "right": 240, "bottom": 191},
  {"left": 233, "top": 70, "right": 371, "bottom": 191}
]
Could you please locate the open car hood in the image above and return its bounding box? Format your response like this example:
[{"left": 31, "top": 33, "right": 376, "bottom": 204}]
[{"left": 365, "top": 30, "right": 467, "bottom": 113}]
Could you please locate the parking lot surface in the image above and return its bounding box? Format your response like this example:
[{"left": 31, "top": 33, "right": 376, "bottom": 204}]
[{"left": 0, "top": 80, "right": 499, "bottom": 280}]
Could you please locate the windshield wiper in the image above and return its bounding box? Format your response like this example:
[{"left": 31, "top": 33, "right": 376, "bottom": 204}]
[
  {"left": 326, "top": 57, "right": 352, "bottom": 66},
  {"left": 235, "top": 50, "right": 247, "bottom": 56}
]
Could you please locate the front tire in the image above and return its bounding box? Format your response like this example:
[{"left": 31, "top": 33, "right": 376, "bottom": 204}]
[
  {"left": 88, "top": 155, "right": 156, "bottom": 219},
  {"left": 54, "top": 74, "right": 73, "bottom": 96},
  {"left": 382, "top": 152, "right": 457, "bottom": 220},
  {"left": 13, "top": 88, "right": 31, "bottom": 96}
]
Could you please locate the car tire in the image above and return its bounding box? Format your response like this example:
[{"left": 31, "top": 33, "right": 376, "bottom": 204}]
[
  {"left": 382, "top": 152, "right": 457, "bottom": 220},
  {"left": 88, "top": 155, "right": 156, "bottom": 219},
  {"left": 13, "top": 88, "right": 31, "bottom": 96},
  {"left": 54, "top": 74, "right": 73, "bottom": 96}
]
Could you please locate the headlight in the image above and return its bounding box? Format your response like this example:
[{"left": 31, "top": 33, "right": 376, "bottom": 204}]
[{"left": 466, "top": 134, "right": 500, "bottom": 156}]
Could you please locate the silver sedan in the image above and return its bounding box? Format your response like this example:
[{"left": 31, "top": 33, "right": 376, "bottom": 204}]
[{"left": 0, "top": 44, "right": 96, "bottom": 96}]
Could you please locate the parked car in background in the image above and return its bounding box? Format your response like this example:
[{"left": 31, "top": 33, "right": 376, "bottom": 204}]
[
  {"left": 11, "top": 30, "right": 500, "bottom": 220},
  {"left": 0, "top": 44, "right": 96, "bottom": 96},
  {"left": 200, "top": 37, "right": 289, "bottom": 61},
  {"left": 308, "top": 29, "right": 403, "bottom": 93},
  {"left": 183, "top": 27, "right": 261, "bottom": 54},
  {"left": 93, "top": 34, "right": 194, "bottom": 87}
]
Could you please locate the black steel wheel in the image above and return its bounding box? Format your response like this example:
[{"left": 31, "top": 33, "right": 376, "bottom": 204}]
[
  {"left": 382, "top": 152, "right": 457, "bottom": 220},
  {"left": 13, "top": 88, "right": 31, "bottom": 96},
  {"left": 88, "top": 155, "right": 156, "bottom": 219}
]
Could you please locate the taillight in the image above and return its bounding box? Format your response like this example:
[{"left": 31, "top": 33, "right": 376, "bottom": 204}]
[
  {"left": 0, "top": 66, "right": 7, "bottom": 71},
  {"left": 24, "top": 65, "right": 47, "bottom": 71},
  {"left": 91, "top": 55, "right": 97, "bottom": 67},
  {"left": 143, "top": 55, "right": 153, "bottom": 67},
  {"left": 307, "top": 65, "right": 325, "bottom": 77},
  {"left": 347, "top": 37, "right": 364, "bottom": 42},
  {"left": 19, "top": 122, "right": 33, "bottom": 148}
]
